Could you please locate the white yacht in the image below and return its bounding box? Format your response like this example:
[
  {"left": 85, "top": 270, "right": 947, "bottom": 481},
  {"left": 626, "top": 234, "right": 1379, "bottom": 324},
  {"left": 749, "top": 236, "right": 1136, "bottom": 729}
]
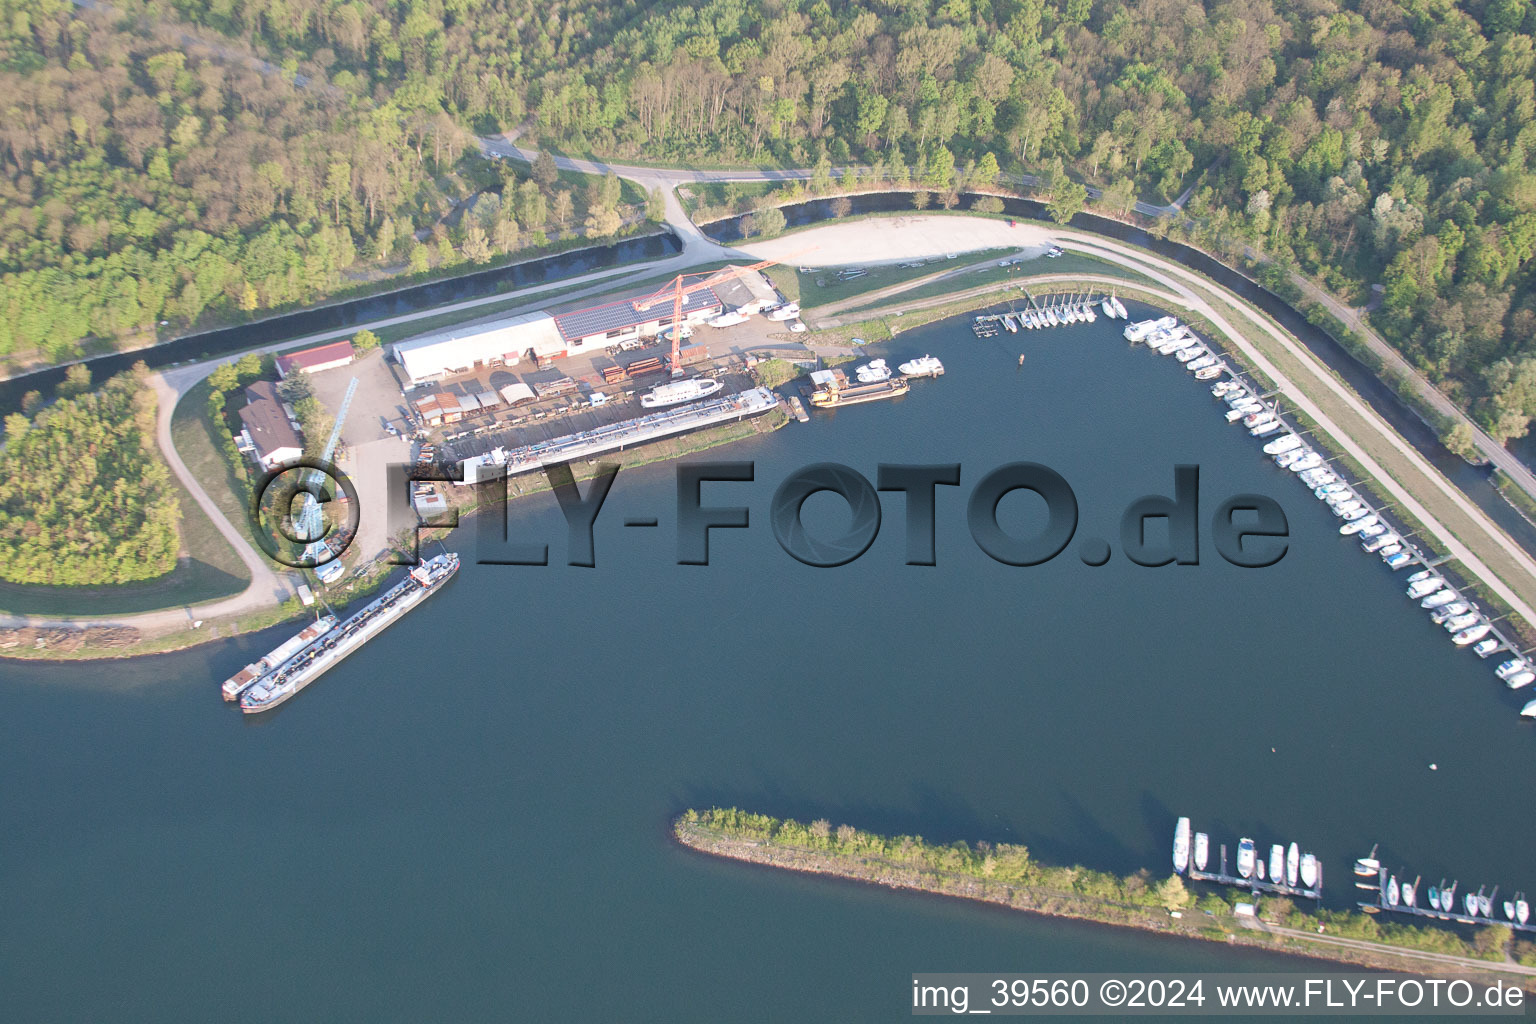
[
  {"left": 640, "top": 377, "right": 725, "bottom": 409},
  {"left": 1269, "top": 845, "right": 1284, "bottom": 885},
  {"left": 1193, "top": 832, "right": 1209, "bottom": 871},
  {"left": 898, "top": 355, "right": 945, "bottom": 378},
  {"left": 1173, "top": 817, "right": 1191, "bottom": 874},
  {"left": 1003, "top": 315, "right": 1019, "bottom": 333},
  {"left": 1453, "top": 623, "right": 1492, "bottom": 645},
  {"left": 1517, "top": 896, "right": 1530, "bottom": 924},
  {"left": 1175, "top": 346, "right": 1204, "bottom": 363},
  {"left": 1403, "top": 878, "right": 1417, "bottom": 907},
  {"left": 1124, "top": 319, "right": 1157, "bottom": 342},
  {"left": 1113, "top": 296, "right": 1129, "bottom": 318},
  {"left": 1237, "top": 837, "right": 1256, "bottom": 879},
  {"left": 1101, "top": 295, "right": 1118, "bottom": 318},
  {"left": 1504, "top": 670, "right": 1535, "bottom": 689},
  {"left": 1287, "top": 843, "right": 1300, "bottom": 887},
  {"left": 1300, "top": 853, "right": 1318, "bottom": 889},
  {"left": 1523, "top": 699, "right": 1536, "bottom": 719},
  {"left": 1288, "top": 454, "right": 1323, "bottom": 472},
  {"left": 1340, "top": 516, "right": 1377, "bottom": 536},
  {"left": 1263, "top": 435, "right": 1303, "bottom": 455},
  {"left": 1442, "top": 613, "right": 1480, "bottom": 632},
  {"left": 1407, "top": 578, "right": 1445, "bottom": 599},
  {"left": 1420, "top": 590, "right": 1458, "bottom": 609},
  {"left": 1495, "top": 658, "right": 1529, "bottom": 680},
  {"left": 1187, "top": 355, "right": 1218, "bottom": 372},
  {"left": 855, "top": 359, "right": 893, "bottom": 383},
  {"left": 1194, "top": 364, "right": 1224, "bottom": 380},
  {"left": 1431, "top": 602, "right": 1471, "bottom": 624}
]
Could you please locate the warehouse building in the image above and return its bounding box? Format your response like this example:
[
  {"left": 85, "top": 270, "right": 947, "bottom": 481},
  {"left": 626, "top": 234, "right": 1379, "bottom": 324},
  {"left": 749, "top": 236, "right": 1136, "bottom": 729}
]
[
  {"left": 543, "top": 286, "right": 724, "bottom": 359},
  {"left": 276, "top": 340, "right": 355, "bottom": 378},
  {"left": 392, "top": 312, "right": 561, "bottom": 385}
]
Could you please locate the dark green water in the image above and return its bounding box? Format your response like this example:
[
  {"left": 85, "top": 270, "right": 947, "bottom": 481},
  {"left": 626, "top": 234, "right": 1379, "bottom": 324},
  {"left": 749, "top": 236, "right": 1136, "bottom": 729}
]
[{"left": 3, "top": 308, "right": 1532, "bottom": 1022}]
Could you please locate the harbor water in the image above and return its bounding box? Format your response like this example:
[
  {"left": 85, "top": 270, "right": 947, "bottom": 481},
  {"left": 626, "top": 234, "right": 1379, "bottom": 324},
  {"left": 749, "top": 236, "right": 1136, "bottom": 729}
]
[{"left": 1, "top": 308, "right": 1532, "bottom": 1021}]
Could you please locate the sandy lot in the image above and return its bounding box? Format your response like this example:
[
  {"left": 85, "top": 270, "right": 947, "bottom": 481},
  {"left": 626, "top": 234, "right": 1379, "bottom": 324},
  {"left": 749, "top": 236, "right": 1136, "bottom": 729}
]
[{"left": 740, "top": 215, "right": 1055, "bottom": 267}]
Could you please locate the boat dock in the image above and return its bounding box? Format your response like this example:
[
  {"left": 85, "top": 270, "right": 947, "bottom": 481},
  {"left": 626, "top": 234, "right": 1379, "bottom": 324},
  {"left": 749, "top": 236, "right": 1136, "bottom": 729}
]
[
  {"left": 1358, "top": 893, "right": 1535, "bottom": 933},
  {"left": 458, "top": 387, "right": 779, "bottom": 485},
  {"left": 1187, "top": 851, "right": 1323, "bottom": 901},
  {"left": 1354, "top": 851, "right": 1531, "bottom": 932}
]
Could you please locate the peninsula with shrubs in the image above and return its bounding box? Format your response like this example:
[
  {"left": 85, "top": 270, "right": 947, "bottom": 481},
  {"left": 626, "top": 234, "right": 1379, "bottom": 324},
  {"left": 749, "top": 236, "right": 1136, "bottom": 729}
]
[{"left": 675, "top": 808, "right": 1536, "bottom": 985}]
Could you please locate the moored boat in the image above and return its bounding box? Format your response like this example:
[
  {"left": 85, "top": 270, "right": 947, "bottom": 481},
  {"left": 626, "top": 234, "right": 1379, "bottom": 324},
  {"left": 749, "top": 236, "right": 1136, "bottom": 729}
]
[
  {"left": 221, "top": 615, "right": 338, "bottom": 701},
  {"left": 1387, "top": 875, "right": 1400, "bottom": 907},
  {"left": 1353, "top": 845, "right": 1379, "bottom": 878},
  {"left": 1300, "top": 852, "right": 1318, "bottom": 889},
  {"left": 1193, "top": 832, "right": 1209, "bottom": 871},
  {"left": 1288, "top": 843, "right": 1300, "bottom": 887},
  {"left": 1173, "top": 817, "right": 1191, "bottom": 874},
  {"left": 1453, "top": 622, "right": 1492, "bottom": 645},
  {"left": 898, "top": 355, "right": 945, "bottom": 378},
  {"left": 1237, "top": 838, "right": 1256, "bottom": 879},
  {"left": 854, "top": 359, "right": 893, "bottom": 383},
  {"left": 1269, "top": 844, "right": 1284, "bottom": 885},
  {"left": 641, "top": 377, "right": 725, "bottom": 409}
]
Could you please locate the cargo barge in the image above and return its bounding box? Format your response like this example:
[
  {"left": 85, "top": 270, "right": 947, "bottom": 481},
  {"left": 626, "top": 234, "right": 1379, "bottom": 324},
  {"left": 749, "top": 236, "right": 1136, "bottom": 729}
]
[
  {"left": 220, "top": 614, "right": 338, "bottom": 701},
  {"left": 239, "top": 553, "right": 459, "bottom": 714},
  {"left": 807, "top": 367, "right": 910, "bottom": 408}
]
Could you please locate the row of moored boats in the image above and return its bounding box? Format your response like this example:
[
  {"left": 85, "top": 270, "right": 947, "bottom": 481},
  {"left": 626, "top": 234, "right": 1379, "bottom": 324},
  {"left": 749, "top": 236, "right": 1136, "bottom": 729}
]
[
  {"left": 1126, "top": 316, "right": 1230, "bottom": 381},
  {"left": 1354, "top": 847, "right": 1530, "bottom": 926},
  {"left": 1173, "top": 817, "right": 1319, "bottom": 891},
  {"left": 972, "top": 292, "right": 1126, "bottom": 338}
]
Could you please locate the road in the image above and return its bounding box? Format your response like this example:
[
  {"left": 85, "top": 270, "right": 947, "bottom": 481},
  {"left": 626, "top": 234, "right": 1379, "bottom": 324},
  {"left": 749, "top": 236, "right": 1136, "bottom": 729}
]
[
  {"left": 1251, "top": 919, "right": 1536, "bottom": 977},
  {"left": 1286, "top": 271, "right": 1536, "bottom": 496}
]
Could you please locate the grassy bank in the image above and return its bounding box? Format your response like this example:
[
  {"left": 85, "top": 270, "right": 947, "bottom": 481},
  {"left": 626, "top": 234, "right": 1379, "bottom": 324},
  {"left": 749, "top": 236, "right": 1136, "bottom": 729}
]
[{"left": 676, "top": 808, "right": 1535, "bottom": 984}]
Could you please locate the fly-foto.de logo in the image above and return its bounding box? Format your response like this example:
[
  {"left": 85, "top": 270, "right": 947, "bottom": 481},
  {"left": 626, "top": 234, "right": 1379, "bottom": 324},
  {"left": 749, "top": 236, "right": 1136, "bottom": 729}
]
[{"left": 377, "top": 461, "right": 1288, "bottom": 570}]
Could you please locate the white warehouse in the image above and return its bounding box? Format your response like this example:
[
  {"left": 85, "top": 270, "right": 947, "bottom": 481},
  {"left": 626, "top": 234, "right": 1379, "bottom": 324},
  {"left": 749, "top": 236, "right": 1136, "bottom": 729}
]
[{"left": 392, "top": 311, "right": 563, "bottom": 385}]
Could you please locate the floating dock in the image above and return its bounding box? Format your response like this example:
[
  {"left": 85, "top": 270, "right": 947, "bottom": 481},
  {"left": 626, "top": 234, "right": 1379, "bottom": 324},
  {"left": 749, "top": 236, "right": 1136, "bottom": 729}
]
[
  {"left": 1187, "top": 849, "right": 1323, "bottom": 902},
  {"left": 459, "top": 387, "right": 779, "bottom": 484},
  {"left": 1356, "top": 865, "right": 1532, "bottom": 933}
]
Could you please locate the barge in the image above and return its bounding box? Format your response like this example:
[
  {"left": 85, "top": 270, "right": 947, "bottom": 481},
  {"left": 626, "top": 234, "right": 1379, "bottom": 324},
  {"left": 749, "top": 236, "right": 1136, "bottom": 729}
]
[
  {"left": 240, "top": 554, "right": 459, "bottom": 714},
  {"left": 807, "top": 368, "right": 910, "bottom": 408},
  {"left": 221, "top": 615, "right": 337, "bottom": 701}
]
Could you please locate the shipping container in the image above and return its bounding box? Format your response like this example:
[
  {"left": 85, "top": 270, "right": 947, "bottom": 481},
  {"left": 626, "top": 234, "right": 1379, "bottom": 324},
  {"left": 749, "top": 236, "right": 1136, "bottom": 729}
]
[{"left": 675, "top": 343, "right": 710, "bottom": 367}]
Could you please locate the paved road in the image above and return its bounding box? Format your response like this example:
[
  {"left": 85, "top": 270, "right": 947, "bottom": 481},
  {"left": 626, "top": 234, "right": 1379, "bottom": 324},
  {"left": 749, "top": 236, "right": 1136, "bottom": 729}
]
[
  {"left": 1253, "top": 920, "right": 1536, "bottom": 976},
  {"left": 1287, "top": 271, "right": 1536, "bottom": 496}
]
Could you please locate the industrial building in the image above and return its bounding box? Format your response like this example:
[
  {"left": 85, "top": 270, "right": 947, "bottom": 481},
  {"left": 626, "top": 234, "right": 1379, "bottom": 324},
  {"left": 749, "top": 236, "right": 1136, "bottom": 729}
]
[
  {"left": 276, "top": 340, "right": 355, "bottom": 378},
  {"left": 390, "top": 269, "right": 778, "bottom": 385}
]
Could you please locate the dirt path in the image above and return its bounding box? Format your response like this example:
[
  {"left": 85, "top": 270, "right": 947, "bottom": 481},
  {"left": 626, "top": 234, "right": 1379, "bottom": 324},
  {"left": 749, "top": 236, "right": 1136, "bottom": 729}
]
[{"left": 1254, "top": 921, "right": 1536, "bottom": 976}]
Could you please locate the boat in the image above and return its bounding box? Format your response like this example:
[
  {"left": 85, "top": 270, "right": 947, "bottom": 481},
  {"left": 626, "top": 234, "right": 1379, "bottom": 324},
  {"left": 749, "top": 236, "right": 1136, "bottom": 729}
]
[
  {"left": 1362, "top": 533, "right": 1397, "bottom": 553},
  {"left": 1288, "top": 843, "right": 1300, "bottom": 887},
  {"left": 1442, "top": 613, "right": 1480, "bottom": 632},
  {"left": 1428, "top": 883, "right": 1440, "bottom": 908},
  {"left": 707, "top": 310, "right": 750, "bottom": 327},
  {"left": 1408, "top": 569, "right": 1434, "bottom": 583},
  {"left": 241, "top": 553, "right": 460, "bottom": 714},
  {"left": 1505, "top": 671, "right": 1536, "bottom": 690},
  {"left": 1173, "top": 817, "right": 1191, "bottom": 874},
  {"left": 1523, "top": 699, "right": 1536, "bottom": 718},
  {"left": 1495, "top": 658, "right": 1529, "bottom": 680},
  {"left": 1517, "top": 896, "right": 1530, "bottom": 925},
  {"left": 810, "top": 376, "right": 911, "bottom": 408},
  {"left": 1257, "top": 861, "right": 1266, "bottom": 881},
  {"left": 1358, "top": 524, "right": 1387, "bottom": 539},
  {"left": 1046, "top": 308, "right": 1060, "bottom": 326},
  {"left": 764, "top": 303, "right": 801, "bottom": 321},
  {"left": 1003, "top": 315, "right": 1019, "bottom": 333},
  {"left": 1175, "top": 346, "right": 1204, "bottom": 363},
  {"left": 1453, "top": 623, "right": 1492, "bottom": 645},
  {"left": 1340, "top": 516, "right": 1377, "bottom": 536},
  {"left": 640, "top": 377, "right": 725, "bottom": 409},
  {"left": 898, "top": 355, "right": 945, "bottom": 378},
  {"left": 1226, "top": 407, "right": 1254, "bottom": 423},
  {"left": 1124, "top": 319, "right": 1157, "bottom": 342},
  {"left": 1421, "top": 590, "right": 1458, "bottom": 609},
  {"left": 1333, "top": 501, "right": 1366, "bottom": 518},
  {"left": 1479, "top": 889, "right": 1493, "bottom": 917},
  {"left": 1403, "top": 878, "right": 1417, "bottom": 907},
  {"left": 1113, "top": 296, "right": 1129, "bottom": 319},
  {"left": 1237, "top": 837, "right": 1255, "bottom": 879},
  {"left": 1288, "top": 453, "right": 1323, "bottom": 472},
  {"left": 1193, "top": 832, "right": 1209, "bottom": 871},
  {"left": 1466, "top": 892, "right": 1480, "bottom": 916},
  {"left": 1353, "top": 846, "right": 1380, "bottom": 878},
  {"left": 1264, "top": 435, "right": 1303, "bottom": 455},
  {"left": 854, "top": 359, "right": 893, "bottom": 383},
  {"left": 1315, "top": 483, "right": 1349, "bottom": 497},
  {"left": 1300, "top": 852, "right": 1318, "bottom": 889},
  {"left": 1505, "top": 898, "right": 1518, "bottom": 921},
  {"left": 1249, "top": 419, "right": 1282, "bottom": 437},
  {"left": 1269, "top": 844, "right": 1284, "bottom": 884},
  {"left": 1441, "top": 883, "right": 1456, "bottom": 913},
  {"left": 1407, "top": 577, "right": 1444, "bottom": 599},
  {"left": 1194, "top": 365, "right": 1224, "bottom": 381},
  {"left": 1385, "top": 551, "right": 1412, "bottom": 568},
  {"left": 1101, "top": 296, "right": 1117, "bottom": 318},
  {"left": 1473, "top": 638, "right": 1500, "bottom": 657},
  {"left": 1387, "top": 875, "right": 1400, "bottom": 907},
  {"left": 1186, "top": 355, "right": 1218, "bottom": 372},
  {"left": 220, "top": 615, "right": 339, "bottom": 701},
  {"left": 1431, "top": 602, "right": 1471, "bottom": 624}
]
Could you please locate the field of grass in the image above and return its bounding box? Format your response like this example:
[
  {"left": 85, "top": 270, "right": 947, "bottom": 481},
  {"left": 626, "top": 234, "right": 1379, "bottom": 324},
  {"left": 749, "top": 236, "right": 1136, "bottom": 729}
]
[
  {"left": 835, "top": 251, "right": 1158, "bottom": 316},
  {"left": 797, "top": 250, "right": 1013, "bottom": 308}
]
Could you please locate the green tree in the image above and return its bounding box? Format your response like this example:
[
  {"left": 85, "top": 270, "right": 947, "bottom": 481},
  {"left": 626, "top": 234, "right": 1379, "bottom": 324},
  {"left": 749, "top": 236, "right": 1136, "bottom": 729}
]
[
  {"left": 646, "top": 187, "right": 666, "bottom": 222},
  {"left": 207, "top": 362, "right": 240, "bottom": 393},
  {"left": 753, "top": 206, "right": 787, "bottom": 237},
  {"left": 493, "top": 215, "right": 521, "bottom": 253},
  {"left": 57, "top": 364, "right": 91, "bottom": 399},
  {"left": 1047, "top": 181, "right": 1089, "bottom": 223},
  {"left": 352, "top": 328, "right": 381, "bottom": 353},
  {"left": 532, "top": 150, "right": 559, "bottom": 188},
  {"left": 462, "top": 221, "right": 494, "bottom": 263}
]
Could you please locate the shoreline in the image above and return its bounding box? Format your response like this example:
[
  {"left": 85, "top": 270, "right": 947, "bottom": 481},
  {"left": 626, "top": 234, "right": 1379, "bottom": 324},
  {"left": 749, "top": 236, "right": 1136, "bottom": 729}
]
[
  {"left": 0, "top": 406, "right": 790, "bottom": 663},
  {"left": 673, "top": 812, "right": 1536, "bottom": 985}
]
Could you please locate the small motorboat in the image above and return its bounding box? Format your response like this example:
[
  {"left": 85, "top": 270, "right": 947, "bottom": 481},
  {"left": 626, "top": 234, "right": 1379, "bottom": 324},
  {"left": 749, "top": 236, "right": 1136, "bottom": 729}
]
[
  {"left": 1472, "top": 638, "right": 1500, "bottom": 657},
  {"left": 1478, "top": 889, "right": 1493, "bottom": 917},
  {"left": 1453, "top": 622, "right": 1492, "bottom": 645},
  {"left": 1407, "top": 569, "right": 1434, "bottom": 583},
  {"left": 855, "top": 359, "right": 893, "bottom": 383},
  {"left": 1237, "top": 838, "right": 1256, "bottom": 879},
  {"left": 1421, "top": 590, "right": 1458, "bottom": 609},
  {"left": 1407, "top": 577, "right": 1445, "bottom": 599},
  {"left": 1269, "top": 845, "right": 1284, "bottom": 885},
  {"left": 1194, "top": 365, "right": 1224, "bottom": 381},
  {"left": 1431, "top": 602, "right": 1471, "bottom": 624},
  {"left": 1504, "top": 670, "right": 1535, "bottom": 690},
  {"left": 1173, "top": 817, "right": 1191, "bottom": 874},
  {"left": 1340, "top": 515, "right": 1378, "bottom": 536},
  {"left": 1442, "top": 613, "right": 1480, "bottom": 632},
  {"left": 1428, "top": 883, "right": 1440, "bottom": 908},
  {"left": 1193, "top": 832, "right": 1209, "bottom": 872},
  {"left": 1505, "top": 898, "right": 1517, "bottom": 921},
  {"left": 1300, "top": 853, "right": 1318, "bottom": 889},
  {"left": 1288, "top": 453, "right": 1323, "bottom": 472},
  {"left": 1187, "top": 355, "right": 1218, "bottom": 372},
  {"left": 1385, "top": 550, "right": 1412, "bottom": 568},
  {"left": 1523, "top": 699, "right": 1536, "bottom": 719},
  {"left": 1288, "top": 843, "right": 1300, "bottom": 888},
  {"left": 1362, "top": 533, "right": 1397, "bottom": 553},
  {"left": 1496, "top": 658, "right": 1529, "bottom": 680}
]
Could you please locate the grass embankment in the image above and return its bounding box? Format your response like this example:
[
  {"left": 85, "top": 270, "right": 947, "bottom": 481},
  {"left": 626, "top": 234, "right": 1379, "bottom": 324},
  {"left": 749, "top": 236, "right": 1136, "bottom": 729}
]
[
  {"left": 795, "top": 250, "right": 1012, "bottom": 307},
  {"left": 676, "top": 809, "right": 1534, "bottom": 983},
  {"left": 835, "top": 252, "right": 1157, "bottom": 316}
]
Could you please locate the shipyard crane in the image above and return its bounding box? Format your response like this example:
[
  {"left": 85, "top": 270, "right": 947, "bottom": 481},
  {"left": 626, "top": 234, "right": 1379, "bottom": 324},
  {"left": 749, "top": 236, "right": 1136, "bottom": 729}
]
[
  {"left": 296, "top": 376, "right": 357, "bottom": 583},
  {"left": 634, "top": 250, "right": 812, "bottom": 377}
]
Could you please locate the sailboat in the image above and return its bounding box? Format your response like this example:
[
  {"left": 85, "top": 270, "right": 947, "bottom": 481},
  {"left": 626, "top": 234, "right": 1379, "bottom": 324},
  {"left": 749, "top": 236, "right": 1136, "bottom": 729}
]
[
  {"left": 1479, "top": 888, "right": 1494, "bottom": 917},
  {"left": 1465, "top": 890, "right": 1480, "bottom": 917},
  {"left": 1428, "top": 881, "right": 1441, "bottom": 910},
  {"left": 1504, "top": 897, "right": 1517, "bottom": 921},
  {"left": 1403, "top": 876, "right": 1418, "bottom": 908},
  {"left": 1517, "top": 895, "right": 1529, "bottom": 925},
  {"left": 1387, "top": 875, "right": 1400, "bottom": 907},
  {"left": 1441, "top": 882, "right": 1457, "bottom": 914}
]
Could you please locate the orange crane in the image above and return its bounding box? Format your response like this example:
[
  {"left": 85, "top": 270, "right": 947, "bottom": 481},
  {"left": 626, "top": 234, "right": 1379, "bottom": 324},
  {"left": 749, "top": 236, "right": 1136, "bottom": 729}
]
[{"left": 635, "top": 250, "right": 812, "bottom": 376}]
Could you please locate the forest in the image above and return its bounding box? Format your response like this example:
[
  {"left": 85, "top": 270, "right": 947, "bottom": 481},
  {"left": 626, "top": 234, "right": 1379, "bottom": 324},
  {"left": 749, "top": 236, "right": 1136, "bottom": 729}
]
[
  {"left": 0, "top": 364, "right": 180, "bottom": 585},
  {"left": 2, "top": 0, "right": 1535, "bottom": 437}
]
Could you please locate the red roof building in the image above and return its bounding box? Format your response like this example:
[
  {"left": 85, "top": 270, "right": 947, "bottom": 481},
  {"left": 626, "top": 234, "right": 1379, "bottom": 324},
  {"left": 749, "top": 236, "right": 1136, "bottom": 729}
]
[{"left": 276, "top": 340, "right": 355, "bottom": 378}]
